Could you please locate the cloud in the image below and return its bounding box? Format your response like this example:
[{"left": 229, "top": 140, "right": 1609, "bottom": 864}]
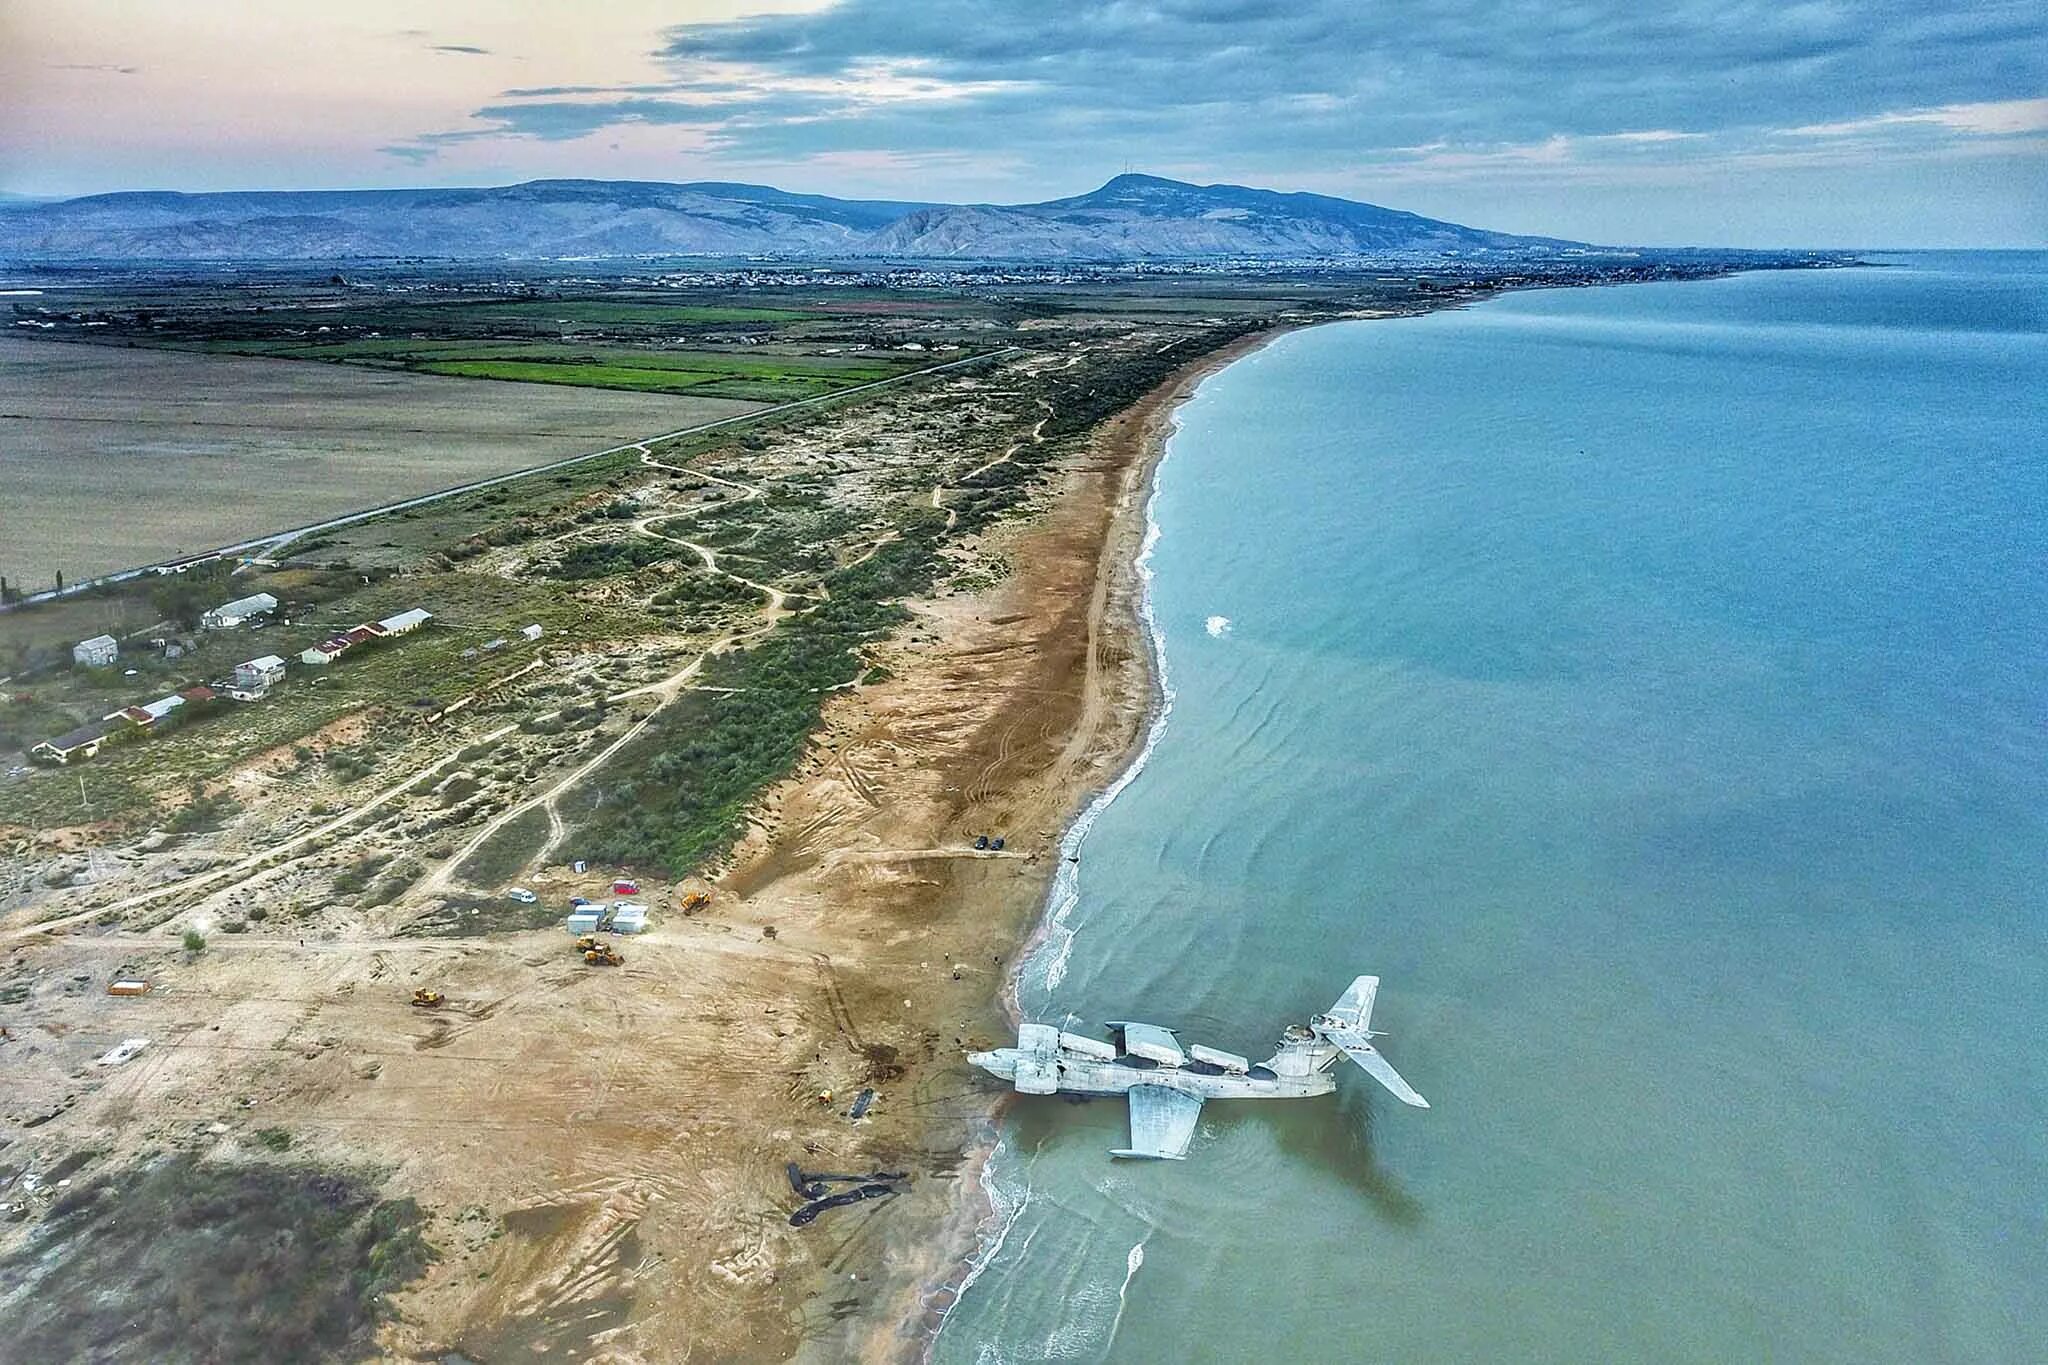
[
  {"left": 1783, "top": 96, "right": 2048, "bottom": 138},
  {"left": 388, "top": 0, "right": 2045, "bottom": 202}
]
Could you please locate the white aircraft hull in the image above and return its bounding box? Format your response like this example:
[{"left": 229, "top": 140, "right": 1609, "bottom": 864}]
[
  {"left": 968, "top": 975, "right": 1426, "bottom": 1160},
  {"left": 968, "top": 1050, "right": 1338, "bottom": 1102}
]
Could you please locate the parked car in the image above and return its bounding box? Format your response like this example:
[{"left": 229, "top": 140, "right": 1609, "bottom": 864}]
[{"left": 507, "top": 888, "right": 538, "bottom": 904}]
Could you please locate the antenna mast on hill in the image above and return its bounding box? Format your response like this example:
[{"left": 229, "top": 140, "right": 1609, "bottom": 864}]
[{"left": 79, "top": 775, "right": 113, "bottom": 887}]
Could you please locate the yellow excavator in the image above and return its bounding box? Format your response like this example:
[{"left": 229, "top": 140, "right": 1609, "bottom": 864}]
[
  {"left": 578, "top": 936, "right": 624, "bottom": 967},
  {"left": 680, "top": 890, "right": 711, "bottom": 915},
  {"left": 410, "top": 988, "right": 445, "bottom": 1009}
]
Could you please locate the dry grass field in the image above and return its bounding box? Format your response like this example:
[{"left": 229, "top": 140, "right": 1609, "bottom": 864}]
[{"left": 0, "top": 336, "right": 763, "bottom": 585}]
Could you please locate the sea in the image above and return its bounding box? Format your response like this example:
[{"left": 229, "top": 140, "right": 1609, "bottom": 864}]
[{"left": 933, "top": 252, "right": 2048, "bottom": 1363}]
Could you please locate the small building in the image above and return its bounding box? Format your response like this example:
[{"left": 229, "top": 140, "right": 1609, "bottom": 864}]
[
  {"left": 32, "top": 720, "right": 115, "bottom": 765},
  {"left": 108, "top": 693, "right": 185, "bottom": 729},
  {"left": 376, "top": 608, "right": 433, "bottom": 636},
  {"left": 567, "top": 909, "right": 603, "bottom": 936},
  {"left": 200, "top": 592, "right": 279, "bottom": 631},
  {"left": 234, "top": 655, "right": 287, "bottom": 692},
  {"left": 301, "top": 636, "right": 351, "bottom": 666},
  {"left": 73, "top": 634, "right": 118, "bottom": 668},
  {"left": 520, "top": 624, "right": 544, "bottom": 642},
  {"left": 610, "top": 904, "right": 649, "bottom": 935}
]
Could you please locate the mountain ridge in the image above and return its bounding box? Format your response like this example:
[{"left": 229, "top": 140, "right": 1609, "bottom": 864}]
[{"left": 0, "top": 173, "right": 1584, "bottom": 262}]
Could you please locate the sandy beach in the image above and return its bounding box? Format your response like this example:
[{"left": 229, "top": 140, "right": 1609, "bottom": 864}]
[
  {"left": 0, "top": 329, "right": 1286, "bottom": 1363},
  {"left": 823, "top": 328, "right": 1290, "bottom": 1361}
]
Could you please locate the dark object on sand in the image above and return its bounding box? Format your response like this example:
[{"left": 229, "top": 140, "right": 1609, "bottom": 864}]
[
  {"left": 847, "top": 1088, "right": 876, "bottom": 1120},
  {"left": 785, "top": 1164, "right": 909, "bottom": 1222},
  {"left": 974, "top": 835, "right": 989, "bottom": 850},
  {"left": 789, "top": 1183, "right": 897, "bottom": 1227},
  {"left": 991, "top": 837, "right": 1005, "bottom": 851}
]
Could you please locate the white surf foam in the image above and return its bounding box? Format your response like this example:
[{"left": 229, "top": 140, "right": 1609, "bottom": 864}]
[
  {"left": 1033, "top": 437, "right": 1181, "bottom": 998},
  {"left": 1205, "top": 614, "right": 1231, "bottom": 637},
  {"left": 942, "top": 374, "right": 1202, "bottom": 1360}
]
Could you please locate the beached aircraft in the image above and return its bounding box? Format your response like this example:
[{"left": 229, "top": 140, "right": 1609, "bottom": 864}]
[{"left": 969, "top": 975, "right": 1428, "bottom": 1160}]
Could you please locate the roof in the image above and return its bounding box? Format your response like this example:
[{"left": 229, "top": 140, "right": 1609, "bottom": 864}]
[
  {"left": 141, "top": 694, "right": 185, "bottom": 719},
  {"left": 38, "top": 721, "right": 114, "bottom": 751},
  {"left": 208, "top": 592, "right": 278, "bottom": 618},
  {"left": 77, "top": 634, "right": 117, "bottom": 650},
  {"left": 341, "top": 626, "right": 380, "bottom": 645},
  {"left": 377, "top": 608, "right": 433, "bottom": 632},
  {"left": 240, "top": 654, "right": 286, "bottom": 671},
  {"left": 180, "top": 685, "right": 216, "bottom": 702}
]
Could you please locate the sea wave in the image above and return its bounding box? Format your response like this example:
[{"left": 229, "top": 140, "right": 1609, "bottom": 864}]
[
  {"left": 939, "top": 371, "right": 1199, "bottom": 1359},
  {"left": 1031, "top": 432, "right": 1181, "bottom": 1001}
]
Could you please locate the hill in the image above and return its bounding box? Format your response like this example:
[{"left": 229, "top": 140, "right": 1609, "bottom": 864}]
[{"left": 0, "top": 174, "right": 1579, "bottom": 262}]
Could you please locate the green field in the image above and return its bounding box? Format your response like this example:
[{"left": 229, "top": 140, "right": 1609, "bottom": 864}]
[
  {"left": 407, "top": 350, "right": 914, "bottom": 401},
  {"left": 193, "top": 336, "right": 926, "bottom": 399}
]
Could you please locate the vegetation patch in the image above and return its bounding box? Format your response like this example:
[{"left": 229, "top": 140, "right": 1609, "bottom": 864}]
[
  {"left": 450, "top": 806, "right": 550, "bottom": 889},
  {"left": 0, "top": 1152, "right": 434, "bottom": 1364},
  {"left": 536, "top": 539, "right": 677, "bottom": 580},
  {"left": 564, "top": 514, "right": 946, "bottom": 873}
]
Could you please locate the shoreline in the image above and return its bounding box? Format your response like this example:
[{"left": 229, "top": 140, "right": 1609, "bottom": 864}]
[{"left": 896, "top": 324, "right": 1300, "bottom": 1361}]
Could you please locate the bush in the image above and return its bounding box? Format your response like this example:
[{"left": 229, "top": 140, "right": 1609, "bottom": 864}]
[
  {"left": 168, "top": 787, "right": 242, "bottom": 834},
  {"left": 0, "top": 1153, "right": 436, "bottom": 1363},
  {"left": 181, "top": 928, "right": 206, "bottom": 954},
  {"left": 535, "top": 539, "right": 675, "bottom": 580}
]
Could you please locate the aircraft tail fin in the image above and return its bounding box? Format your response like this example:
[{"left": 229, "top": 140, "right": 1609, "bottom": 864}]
[
  {"left": 1325, "top": 975, "right": 1380, "bottom": 1033},
  {"left": 1312, "top": 975, "right": 1429, "bottom": 1109}
]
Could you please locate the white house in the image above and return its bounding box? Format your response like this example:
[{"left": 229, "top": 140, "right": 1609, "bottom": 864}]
[
  {"left": 106, "top": 693, "right": 185, "bottom": 728},
  {"left": 32, "top": 720, "right": 115, "bottom": 765},
  {"left": 375, "top": 608, "right": 433, "bottom": 636},
  {"left": 520, "top": 623, "right": 544, "bottom": 642},
  {"left": 233, "top": 654, "right": 287, "bottom": 693},
  {"left": 73, "top": 634, "right": 118, "bottom": 668},
  {"left": 200, "top": 592, "right": 279, "bottom": 631}
]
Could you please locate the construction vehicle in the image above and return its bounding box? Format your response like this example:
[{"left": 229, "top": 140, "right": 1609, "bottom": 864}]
[
  {"left": 583, "top": 940, "right": 624, "bottom": 967},
  {"left": 410, "top": 988, "right": 445, "bottom": 1008},
  {"left": 680, "top": 890, "right": 711, "bottom": 914}
]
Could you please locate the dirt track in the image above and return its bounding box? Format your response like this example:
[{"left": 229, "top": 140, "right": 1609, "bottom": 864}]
[{"left": 0, "top": 339, "right": 1256, "bottom": 1362}]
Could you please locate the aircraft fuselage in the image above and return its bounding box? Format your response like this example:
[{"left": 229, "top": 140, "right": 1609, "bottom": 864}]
[{"left": 968, "top": 1047, "right": 1339, "bottom": 1101}]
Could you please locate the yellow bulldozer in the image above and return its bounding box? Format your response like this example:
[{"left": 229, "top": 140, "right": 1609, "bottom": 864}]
[
  {"left": 578, "top": 936, "right": 624, "bottom": 967},
  {"left": 410, "top": 988, "right": 445, "bottom": 1009},
  {"left": 680, "top": 890, "right": 711, "bottom": 915}
]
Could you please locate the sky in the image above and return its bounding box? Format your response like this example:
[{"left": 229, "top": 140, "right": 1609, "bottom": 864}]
[{"left": 2, "top": 0, "right": 2042, "bottom": 247}]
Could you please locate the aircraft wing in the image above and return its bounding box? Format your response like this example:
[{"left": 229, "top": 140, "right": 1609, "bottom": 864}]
[
  {"left": 1110, "top": 1084, "right": 1203, "bottom": 1160},
  {"left": 1322, "top": 1025, "right": 1431, "bottom": 1109}
]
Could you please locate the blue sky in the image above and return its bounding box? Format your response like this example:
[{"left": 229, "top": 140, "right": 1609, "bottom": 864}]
[{"left": 4, "top": 0, "right": 2043, "bottom": 245}]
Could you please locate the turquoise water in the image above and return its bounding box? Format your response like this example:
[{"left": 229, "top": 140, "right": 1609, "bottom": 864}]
[{"left": 937, "top": 255, "right": 2048, "bottom": 1363}]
